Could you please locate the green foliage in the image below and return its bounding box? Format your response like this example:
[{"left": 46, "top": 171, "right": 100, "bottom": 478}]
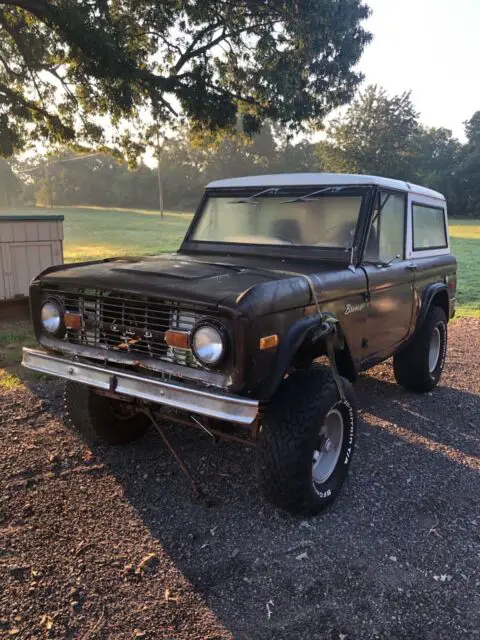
[
  {"left": 0, "top": 0, "right": 371, "bottom": 156},
  {"left": 317, "top": 85, "right": 419, "bottom": 177},
  {"left": 410, "top": 126, "right": 462, "bottom": 206},
  {"left": 451, "top": 112, "right": 480, "bottom": 217},
  {"left": 317, "top": 85, "right": 480, "bottom": 218}
]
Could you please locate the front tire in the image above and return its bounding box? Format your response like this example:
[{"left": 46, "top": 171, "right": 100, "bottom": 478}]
[
  {"left": 256, "top": 367, "right": 357, "bottom": 517},
  {"left": 393, "top": 306, "right": 447, "bottom": 392},
  {"left": 64, "top": 381, "right": 150, "bottom": 445}
]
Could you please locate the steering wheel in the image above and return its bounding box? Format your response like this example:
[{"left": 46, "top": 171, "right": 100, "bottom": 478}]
[
  {"left": 272, "top": 236, "right": 295, "bottom": 245},
  {"left": 315, "top": 224, "right": 354, "bottom": 246}
]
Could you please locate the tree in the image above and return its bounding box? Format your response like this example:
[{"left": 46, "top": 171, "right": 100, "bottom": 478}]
[
  {"left": 201, "top": 123, "right": 279, "bottom": 183},
  {"left": 452, "top": 112, "right": 480, "bottom": 217},
  {"left": 268, "top": 122, "right": 320, "bottom": 172},
  {"left": 0, "top": 0, "right": 371, "bottom": 157},
  {"left": 412, "top": 126, "right": 463, "bottom": 214},
  {"left": 23, "top": 152, "right": 126, "bottom": 207},
  {"left": 0, "top": 158, "right": 21, "bottom": 206},
  {"left": 318, "top": 85, "right": 420, "bottom": 178}
]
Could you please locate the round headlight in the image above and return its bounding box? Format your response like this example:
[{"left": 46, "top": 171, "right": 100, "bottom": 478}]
[
  {"left": 41, "top": 301, "right": 63, "bottom": 334},
  {"left": 191, "top": 324, "right": 226, "bottom": 366}
]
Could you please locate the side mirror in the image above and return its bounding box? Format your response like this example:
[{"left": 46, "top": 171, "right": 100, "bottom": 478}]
[{"left": 377, "top": 254, "right": 401, "bottom": 268}]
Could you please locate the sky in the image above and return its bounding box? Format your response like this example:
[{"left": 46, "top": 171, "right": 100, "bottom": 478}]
[{"left": 359, "top": 0, "right": 480, "bottom": 140}]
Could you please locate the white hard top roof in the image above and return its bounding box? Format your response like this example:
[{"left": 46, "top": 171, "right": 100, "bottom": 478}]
[{"left": 206, "top": 173, "right": 445, "bottom": 201}]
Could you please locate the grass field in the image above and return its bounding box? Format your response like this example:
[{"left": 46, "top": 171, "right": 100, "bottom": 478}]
[
  {"left": 449, "top": 220, "right": 480, "bottom": 317},
  {"left": 58, "top": 205, "right": 193, "bottom": 261},
  {"left": 2, "top": 206, "right": 479, "bottom": 315}
]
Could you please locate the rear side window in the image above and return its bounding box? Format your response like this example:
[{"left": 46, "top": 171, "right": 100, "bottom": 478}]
[
  {"left": 364, "top": 191, "right": 406, "bottom": 263},
  {"left": 412, "top": 204, "right": 447, "bottom": 250}
]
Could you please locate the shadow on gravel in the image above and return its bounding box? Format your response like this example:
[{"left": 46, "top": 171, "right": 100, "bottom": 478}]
[
  {"left": 46, "top": 369, "right": 479, "bottom": 638},
  {"left": 356, "top": 372, "right": 480, "bottom": 458}
]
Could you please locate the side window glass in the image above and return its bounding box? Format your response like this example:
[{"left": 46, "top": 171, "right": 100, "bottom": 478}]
[
  {"left": 365, "top": 192, "right": 405, "bottom": 263},
  {"left": 412, "top": 204, "right": 447, "bottom": 250}
]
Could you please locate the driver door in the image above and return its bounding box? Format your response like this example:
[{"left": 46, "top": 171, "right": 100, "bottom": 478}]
[{"left": 361, "top": 190, "right": 415, "bottom": 359}]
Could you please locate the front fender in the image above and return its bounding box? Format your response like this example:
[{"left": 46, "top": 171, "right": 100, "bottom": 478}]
[{"left": 258, "top": 314, "right": 337, "bottom": 403}]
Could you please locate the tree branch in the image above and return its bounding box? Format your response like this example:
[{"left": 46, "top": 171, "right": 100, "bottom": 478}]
[
  {"left": 0, "top": 0, "right": 51, "bottom": 20},
  {"left": 172, "top": 20, "right": 277, "bottom": 74},
  {"left": 172, "top": 21, "right": 224, "bottom": 73},
  {"left": 143, "top": 29, "right": 183, "bottom": 55},
  {"left": 0, "top": 51, "right": 22, "bottom": 78},
  {"left": 46, "top": 67, "right": 78, "bottom": 106},
  {"left": 0, "top": 80, "right": 56, "bottom": 121},
  {"left": 0, "top": 12, "right": 41, "bottom": 72}
]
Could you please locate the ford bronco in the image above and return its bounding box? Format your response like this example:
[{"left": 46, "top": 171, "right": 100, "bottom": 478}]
[{"left": 22, "top": 173, "right": 457, "bottom": 516}]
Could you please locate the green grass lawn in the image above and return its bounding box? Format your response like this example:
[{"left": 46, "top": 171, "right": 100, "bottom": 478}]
[
  {"left": 0, "top": 320, "right": 41, "bottom": 390},
  {"left": 2, "top": 207, "right": 479, "bottom": 316},
  {"left": 449, "top": 220, "right": 480, "bottom": 317},
  {"left": 1, "top": 205, "right": 193, "bottom": 262},
  {"left": 61, "top": 206, "right": 193, "bottom": 262}
]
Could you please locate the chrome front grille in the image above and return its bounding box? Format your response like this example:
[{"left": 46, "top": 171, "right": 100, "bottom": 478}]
[{"left": 42, "top": 288, "right": 206, "bottom": 368}]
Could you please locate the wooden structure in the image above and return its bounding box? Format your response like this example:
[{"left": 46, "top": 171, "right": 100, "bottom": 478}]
[{"left": 0, "top": 215, "right": 64, "bottom": 301}]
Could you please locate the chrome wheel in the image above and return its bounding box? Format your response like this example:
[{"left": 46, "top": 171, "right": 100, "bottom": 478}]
[
  {"left": 429, "top": 326, "right": 441, "bottom": 373},
  {"left": 312, "top": 408, "right": 344, "bottom": 485}
]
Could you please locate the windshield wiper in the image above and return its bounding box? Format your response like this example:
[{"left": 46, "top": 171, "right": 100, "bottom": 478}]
[
  {"left": 229, "top": 187, "right": 279, "bottom": 204},
  {"left": 280, "top": 186, "right": 345, "bottom": 204}
]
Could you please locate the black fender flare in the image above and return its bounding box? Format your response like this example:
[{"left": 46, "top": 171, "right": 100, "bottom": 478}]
[
  {"left": 398, "top": 283, "right": 449, "bottom": 355},
  {"left": 416, "top": 282, "right": 450, "bottom": 331},
  {"left": 259, "top": 314, "right": 341, "bottom": 403}
]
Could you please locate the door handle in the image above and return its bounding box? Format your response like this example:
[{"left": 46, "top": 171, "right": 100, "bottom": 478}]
[{"left": 406, "top": 264, "right": 418, "bottom": 271}]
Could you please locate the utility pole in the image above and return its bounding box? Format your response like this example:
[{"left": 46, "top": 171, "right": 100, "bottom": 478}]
[
  {"left": 44, "top": 162, "right": 54, "bottom": 208},
  {"left": 156, "top": 130, "right": 164, "bottom": 219}
]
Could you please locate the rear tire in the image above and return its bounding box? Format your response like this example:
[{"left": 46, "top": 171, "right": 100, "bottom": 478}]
[
  {"left": 393, "top": 306, "right": 447, "bottom": 392},
  {"left": 256, "top": 367, "right": 357, "bottom": 517},
  {"left": 64, "top": 381, "right": 150, "bottom": 445}
]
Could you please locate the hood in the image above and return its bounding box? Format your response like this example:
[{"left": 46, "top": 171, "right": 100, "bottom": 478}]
[{"left": 38, "top": 252, "right": 346, "bottom": 317}]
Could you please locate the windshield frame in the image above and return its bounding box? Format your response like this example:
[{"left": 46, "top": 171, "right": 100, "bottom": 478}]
[{"left": 181, "top": 185, "right": 374, "bottom": 263}]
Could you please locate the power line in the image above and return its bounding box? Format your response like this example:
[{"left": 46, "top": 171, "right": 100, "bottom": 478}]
[{"left": 15, "top": 152, "right": 104, "bottom": 175}]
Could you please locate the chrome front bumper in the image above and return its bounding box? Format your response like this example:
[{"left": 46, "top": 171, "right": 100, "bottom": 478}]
[{"left": 22, "top": 348, "right": 259, "bottom": 425}]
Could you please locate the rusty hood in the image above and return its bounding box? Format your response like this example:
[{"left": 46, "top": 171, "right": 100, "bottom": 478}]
[{"left": 36, "top": 252, "right": 349, "bottom": 317}]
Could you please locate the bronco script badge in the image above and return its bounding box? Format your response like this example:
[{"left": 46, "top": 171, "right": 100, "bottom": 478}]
[{"left": 344, "top": 302, "right": 367, "bottom": 315}]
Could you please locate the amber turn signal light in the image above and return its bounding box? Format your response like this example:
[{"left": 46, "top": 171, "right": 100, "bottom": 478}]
[
  {"left": 259, "top": 334, "right": 279, "bottom": 350},
  {"left": 64, "top": 312, "right": 82, "bottom": 330},
  {"left": 165, "top": 330, "right": 190, "bottom": 349}
]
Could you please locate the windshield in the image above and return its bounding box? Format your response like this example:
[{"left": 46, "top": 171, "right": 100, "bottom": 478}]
[{"left": 190, "top": 192, "right": 364, "bottom": 249}]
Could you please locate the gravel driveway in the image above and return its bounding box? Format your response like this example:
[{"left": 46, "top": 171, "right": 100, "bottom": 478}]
[{"left": 1, "top": 318, "right": 479, "bottom": 639}]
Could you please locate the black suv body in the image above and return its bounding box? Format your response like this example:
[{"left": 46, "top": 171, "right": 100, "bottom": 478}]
[{"left": 23, "top": 174, "right": 457, "bottom": 515}]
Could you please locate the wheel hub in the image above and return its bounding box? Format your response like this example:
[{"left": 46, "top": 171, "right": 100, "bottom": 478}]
[
  {"left": 312, "top": 408, "right": 344, "bottom": 486},
  {"left": 323, "top": 438, "right": 334, "bottom": 453},
  {"left": 429, "top": 326, "right": 441, "bottom": 373}
]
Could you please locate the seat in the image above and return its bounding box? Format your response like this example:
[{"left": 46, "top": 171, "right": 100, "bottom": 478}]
[{"left": 270, "top": 219, "right": 303, "bottom": 244}]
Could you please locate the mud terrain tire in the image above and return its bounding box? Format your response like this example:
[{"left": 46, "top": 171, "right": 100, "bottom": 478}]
[
  {"left": 393, "top": 306, "right": 447, "bottom": 392},
  {"left": 256, "top": 367, "right": 357, "bottom": 516},
  {"left": 64, "top": 381, "right": 150, "bottom": 445}
]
